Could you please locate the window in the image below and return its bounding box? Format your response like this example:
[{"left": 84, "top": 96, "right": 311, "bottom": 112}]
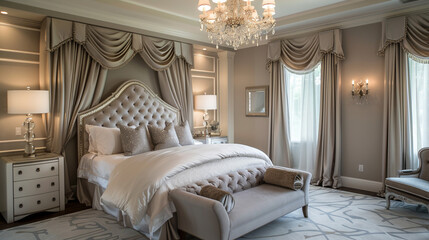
[
  {"left": 408, "top": 56, "right": 429, "bottom": 169},
  {"left": 284, "top": 64, "right": 321, "bottom": 172}
]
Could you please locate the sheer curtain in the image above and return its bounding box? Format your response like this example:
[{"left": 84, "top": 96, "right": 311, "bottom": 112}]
[
  {"left": 284, "top": 65, "right": 321, "bottom": 174},
  {"left": 408, "top": 56, "right": 429, "bottom": 170}
]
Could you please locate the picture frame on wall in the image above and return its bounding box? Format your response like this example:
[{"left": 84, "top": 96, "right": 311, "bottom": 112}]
[{"left": 245, "top": 86, "right": 268, "bottom": 117}]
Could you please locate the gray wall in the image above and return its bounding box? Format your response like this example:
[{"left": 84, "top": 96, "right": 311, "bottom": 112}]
[
  {"left": 234, "top": 45, "right": 270, "bottom": 154},
  {"left": 0, "top": 21, "right": 45, "bottom": 155},
  {"left": 341, "top": 23, "right": 384, "bottom": 182},
  {"left": 233, "top": 23, "right": 385, "bottom": 182},
  {"left": 103, "top": 55, "right": 160, "bottom": 99}
]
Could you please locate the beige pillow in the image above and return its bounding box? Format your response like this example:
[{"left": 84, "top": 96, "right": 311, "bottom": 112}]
[
  {"left": 85, "top": 125, "right": 123, "bottom": 155},
  {"left": 175, "top": 121, "right": 194, "bottom": 146},
  {"left": 200, "top": 185, "right": 235, "bottom": 213},
  {"left": 264, "top": 166, "right": 304, "bottom": 190},
  {"left": 147, "top": 123, "right": 181, "bottom": 150},
  {"left": 118, "top": 125, "right": 152, "bottom": 156}
]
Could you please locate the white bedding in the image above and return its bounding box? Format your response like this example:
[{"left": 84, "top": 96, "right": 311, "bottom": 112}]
[
  {"left": 77, "top": 153, "right": 131, "bottom": 189},
  {"left": 100, "top": 144, "right": 272, "bottom": 237}
]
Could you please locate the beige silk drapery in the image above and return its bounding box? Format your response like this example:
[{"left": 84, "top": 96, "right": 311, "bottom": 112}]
[
  {"left": 39, "top": 17, "right": 194, "bottom": 198},
  {"left": 158, "top": 58, "right": 194, "bottom": 125},
  {"left": 378, "top": 14, "right": 429, "bottom": 190},
  {"left": 267, "top": 29, "right": 344, "bottom": 187}
]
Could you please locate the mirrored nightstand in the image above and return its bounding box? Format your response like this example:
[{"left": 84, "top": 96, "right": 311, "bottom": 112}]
[{"left": 194, "top": 136, "right": 228, "bottom": 144}]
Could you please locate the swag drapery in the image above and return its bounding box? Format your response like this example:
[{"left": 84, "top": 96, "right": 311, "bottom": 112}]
[
  {"left": 378, "top": 14, "right": 429, "bottom": 187},
  {"left": 267, "top": 29, "right": 344, "bottom": 187},
  {"left": 39, "top": 17, "right": 194, "bottom": 198}
]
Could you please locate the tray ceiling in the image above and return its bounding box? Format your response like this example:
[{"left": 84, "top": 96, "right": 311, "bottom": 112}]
[{"left": 1, "top": 0, "right": 428, "bottom": 49}]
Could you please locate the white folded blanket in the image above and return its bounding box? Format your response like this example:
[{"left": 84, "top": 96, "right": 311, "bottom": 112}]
[{"left": 100, "top": 143, "right": 272, "bottom": 236}]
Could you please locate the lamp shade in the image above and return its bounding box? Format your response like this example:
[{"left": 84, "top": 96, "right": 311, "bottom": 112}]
[
  {"left": 8, "top": 90, "right": 49, "bottom": 114},
  {"left": 195, "top": 95, "right": 217, "bottom": 110},
  {"left": 198, "top": 0, "right": 211, "bottom": 11},
  {"left": 262, "top": 0, "right": 275, "bottom": 9}
]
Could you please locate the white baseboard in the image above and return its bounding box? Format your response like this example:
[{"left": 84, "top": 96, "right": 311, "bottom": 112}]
[{"left": 341, "top": 176, "right": 383, "bottom": 193}]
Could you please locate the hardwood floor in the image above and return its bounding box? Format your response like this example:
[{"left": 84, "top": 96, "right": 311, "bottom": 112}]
[
  {"left": 0, "top": 187, "right": 380, "bottom": 231},
  {"left": 0, "top": 200, "right": 90, "bottom": 230}
]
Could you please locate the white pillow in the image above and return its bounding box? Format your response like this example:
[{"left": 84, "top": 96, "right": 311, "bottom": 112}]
[{"left": 85, "top": 125, "right": 123, "bottom": 155}]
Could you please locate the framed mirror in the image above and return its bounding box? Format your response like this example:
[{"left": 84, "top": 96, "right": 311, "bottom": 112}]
[{"left": 245, "top": 86, "right": 268, "bottom": 117}]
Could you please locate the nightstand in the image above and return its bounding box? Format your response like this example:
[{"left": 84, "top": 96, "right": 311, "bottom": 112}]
[
  {"left": 194, "top": 136, "right": 228, "bottom": 144},
  {"left": 0, "top": 153, "right": 65, "bottom": 223}
]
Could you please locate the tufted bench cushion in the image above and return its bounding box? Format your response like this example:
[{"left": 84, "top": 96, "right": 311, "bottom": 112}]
[
  {"left": 180, "top": 166, "right": 267, "bottom": 195},
  {"left": 171, "top": 167, "right": 312, "bottom": 240}
]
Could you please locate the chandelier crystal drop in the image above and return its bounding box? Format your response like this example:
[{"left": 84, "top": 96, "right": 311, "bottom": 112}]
[{"left": 197, "top": 0, "right": 276, "bottom": 50}]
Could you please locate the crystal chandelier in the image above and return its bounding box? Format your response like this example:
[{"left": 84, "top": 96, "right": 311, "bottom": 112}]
[{"left": 197, "top": 0, "right": 276, "bottom": 50}]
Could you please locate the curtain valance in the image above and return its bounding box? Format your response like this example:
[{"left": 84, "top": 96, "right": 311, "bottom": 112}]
[
  {"left": 267, "top": 28, "right": 343, "bottom": 188},
  {"left": 378, "top": 14, "right": 429, "bottom": 61},
  {"left": 42, "top": 17, "right": 193, "bottom": 70},
  {"left": 267, "top": 29, "right": 344, "bottom": 71}
]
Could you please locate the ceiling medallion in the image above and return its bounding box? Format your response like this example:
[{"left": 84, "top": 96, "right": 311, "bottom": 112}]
[{"left": 198, "top": 0, "right": 276, "bottom": 50}]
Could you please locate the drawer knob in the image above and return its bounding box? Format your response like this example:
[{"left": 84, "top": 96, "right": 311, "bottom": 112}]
[
  {"left": 37, "top": 200, "right": 41, "bottom": 205},
  {"left": 18, "top": 170, "right": 22, "bottom": 175},
  {"left": 19, "top": 187, "right": 23, "bottom": 191},
  {"left": 52, "top": 197, "right": 56, "bottom": 202},
  {"left": 36, "top": 168, "right": 40, "bottom": 172},
  {"left": 37, "top": 184, "right": 41, "bottom": 188},
  {"left": 19, "top": 204, "right": 23, "bottom": 208},
  {"left": 51, "top": 166, "right": 55, "bottom": 171},
  {"left": 51, "top": 182, "right": 55, "bottom": 186}
]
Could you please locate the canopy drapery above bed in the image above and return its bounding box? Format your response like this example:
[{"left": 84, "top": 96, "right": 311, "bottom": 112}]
[
  {"left": 39, "top": 17, "right": 194, "bottom": 199},
  {"left": 41, "top": 18, "right": 193, "bottom": 70}
]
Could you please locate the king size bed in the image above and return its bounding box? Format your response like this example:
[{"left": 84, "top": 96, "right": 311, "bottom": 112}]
[{"left": 76, "top": 80, "right": 273, "bottom": 239}]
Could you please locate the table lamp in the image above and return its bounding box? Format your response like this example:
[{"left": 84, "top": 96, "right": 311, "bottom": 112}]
[
  {"left": 195, "top": 94, "right": 217, "bottom": 137},
  {"left": 7, "top": 87, "right": 49, "bottom": 157}
]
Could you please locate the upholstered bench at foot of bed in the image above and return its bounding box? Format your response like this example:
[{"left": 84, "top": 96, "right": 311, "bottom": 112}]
[{"left": 170, "top": 167, "right": 311, "bottom": 240}]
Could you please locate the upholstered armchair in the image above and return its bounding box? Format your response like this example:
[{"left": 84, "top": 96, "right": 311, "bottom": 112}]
[{"left": 385, "top": 148, "right": 429, "bottom": 212}]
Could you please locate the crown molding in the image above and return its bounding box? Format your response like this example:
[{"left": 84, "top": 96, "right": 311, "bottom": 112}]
[
  {"left": 275, "top": 0, "right": 389, "bottom": 27},
  {"left": 272, "top": 1, "right": 429, "bottom": 41},
  {"left": 2, "top": 0, "right": 429, "bottom": 51},
  {"left": 236, "top": 1, "right": 429, "bottom": 50},
  {"left": 118, "top": 0, "right": 199, "bottom": 23}
]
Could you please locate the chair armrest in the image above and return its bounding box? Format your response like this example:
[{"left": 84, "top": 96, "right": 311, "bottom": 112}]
[
  {"left": 170, "top": 189, "right": 230, "bottom": 240},
  {"left": 398, "top": 169, "right": 420, "bottom": 177}
]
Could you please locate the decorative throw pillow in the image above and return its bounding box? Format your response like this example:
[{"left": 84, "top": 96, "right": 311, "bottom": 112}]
[
  {"left": 264, "top": 166, "right": 304, "bottom": 190},
  {"left": 200, "top": 185, "right": 235, "bottom": 213},
  {"left": 85, "top": 125, "right": 123, "bottom": 155},
  {"left": 175, "top": 121, "right": 194, "bottom": 146},
  {"left": 147, "top": 123, "right": 181, "bottom": 150},
  {"left": 118, "top": 124, "right": 152, "bottom": 156}
]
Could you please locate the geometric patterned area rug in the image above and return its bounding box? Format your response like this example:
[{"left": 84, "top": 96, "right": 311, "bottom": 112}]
[
  {"left": 240, "top": 187, "right": 429, "bottom": 240},
  {"left": 1, "top": 186, "right": 428, "bottom": 240}
]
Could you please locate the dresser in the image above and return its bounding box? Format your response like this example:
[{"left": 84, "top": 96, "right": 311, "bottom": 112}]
[
  {"left": 194, "top": 136, "right": 228, "bottom": 144},
  {"left": 0, "top": 153, "right": 65, "bottom": 223}
]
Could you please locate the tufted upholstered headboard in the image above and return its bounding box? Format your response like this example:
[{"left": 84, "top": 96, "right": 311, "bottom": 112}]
[{"left": 77, "top": 80, "right": 179, "bottom": 162}]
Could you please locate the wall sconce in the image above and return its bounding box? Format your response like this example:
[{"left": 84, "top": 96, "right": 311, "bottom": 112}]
[{"left": 352, "top": 79, "right": 369, "bottom": 104}]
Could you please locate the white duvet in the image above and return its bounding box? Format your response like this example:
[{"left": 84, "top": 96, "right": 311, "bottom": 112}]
[{"left": 100, "top": 143, "right": 272, "bottom": 236}]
